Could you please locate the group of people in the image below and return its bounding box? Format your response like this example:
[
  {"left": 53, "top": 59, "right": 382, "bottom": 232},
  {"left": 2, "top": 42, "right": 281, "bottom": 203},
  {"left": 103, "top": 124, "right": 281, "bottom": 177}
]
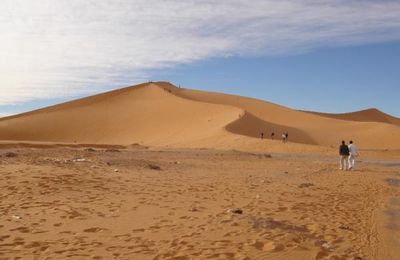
[
  {"left": 339, "top": 140, "right": 359, "bottom": 171},
  {"left": 260, "top": 131, "right": 288, "bottom": 143}
]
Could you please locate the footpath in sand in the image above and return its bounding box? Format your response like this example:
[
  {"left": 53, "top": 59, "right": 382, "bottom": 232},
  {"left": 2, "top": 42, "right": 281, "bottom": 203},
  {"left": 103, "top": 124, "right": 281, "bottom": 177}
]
[{"left": 0, "top": 146, "right": 399, "bottom": 259}]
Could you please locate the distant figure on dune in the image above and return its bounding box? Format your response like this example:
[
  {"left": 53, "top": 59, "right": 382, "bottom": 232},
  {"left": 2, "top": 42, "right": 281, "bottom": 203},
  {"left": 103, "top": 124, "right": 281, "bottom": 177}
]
[
  {"left": 339, "top": 140, "right": 350, "bottom": 170},
  {"left": 260, "top": 132, "right": 264, "bottom": 139},
  {"left": 348, "top": 140, "right": 359, "bottom": 170},
  {"left": 282, "top": 132, "right": 288, "bottom": 143},
  {"left": 271, "top": 132, "right": 275, "bottom": 140}
]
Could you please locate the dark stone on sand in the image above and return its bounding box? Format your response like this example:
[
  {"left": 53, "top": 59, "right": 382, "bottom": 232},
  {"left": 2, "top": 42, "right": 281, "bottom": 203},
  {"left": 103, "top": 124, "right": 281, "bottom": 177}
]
[
  {"left": 105, "top": 149, "right": 120, "bottom": 153},
  {"left": 339, "top": 224, "right": 350, "bottom": 230},
  {"left": 298, "top": 183, "right": 314, "bottom": 188},
  {"left": 148, "top": 164, "right": 161, "bottom": 170},
  {"left": 5, "top": 152, "right": 17, "bottom": 158},
  {"left": 85, "top": 148, "right": 96, "bottom": 152},
  {"left": 228, "top": 208, "right": 243, "bottom": 214}
]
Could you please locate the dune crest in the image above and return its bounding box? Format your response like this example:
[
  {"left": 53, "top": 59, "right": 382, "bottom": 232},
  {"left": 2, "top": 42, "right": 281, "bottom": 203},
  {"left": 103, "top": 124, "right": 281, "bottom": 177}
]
[
  {"left": 1, "top": 81, "right": 400, "bottom": 149},
  {"left": 305, "top": 108, "right": 400, "bottom": 126}
]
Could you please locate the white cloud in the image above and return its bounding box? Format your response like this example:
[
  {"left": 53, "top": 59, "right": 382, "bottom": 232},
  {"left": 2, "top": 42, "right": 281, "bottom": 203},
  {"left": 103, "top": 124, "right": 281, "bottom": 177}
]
[{"left": 1, "top": 0, "right": 400, "bottom": 105}]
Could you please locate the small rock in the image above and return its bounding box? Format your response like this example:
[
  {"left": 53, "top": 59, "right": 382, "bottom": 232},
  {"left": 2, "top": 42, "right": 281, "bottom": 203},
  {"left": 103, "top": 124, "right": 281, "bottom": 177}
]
[
  {"left": 5, "top": 152, "right": 17, "bottom": 158},
  {"left": 114, "top": 169, "right": 119, "bottom": 173},
  {"left": 255, "top": 194, "right": 261, "bottom": 199},
  {"left": 105, "top": 149, "right": 120, "bottom": 153},
  {"left": 73, "top": 158, "right": 87, "bottom": 163},
  {"left": 12, "top": 215, "right": 22, "bottom": 220},
  {"left": 148, "top": 164, "right": 161, "bottom": 170},
  {"left": 85, "top": 148, "right": 96, "bottom": 152},
  {"left": 189, "top": 207, "right": 198, "bottom": 212},
  {"left": 299, "top": 183, "right": 314, "bottom": 188},
  {"left": 227, "top": 208, "right": 243, "bottom": 214},
  {"left": 321, "top": 242, "right": 332, "bottom": 250},
  {"left": 263, "top": 154, "right": 272, "bottom": 158},
  {"left": 339, "top": 224, "right": 350, "bottom": 230}
]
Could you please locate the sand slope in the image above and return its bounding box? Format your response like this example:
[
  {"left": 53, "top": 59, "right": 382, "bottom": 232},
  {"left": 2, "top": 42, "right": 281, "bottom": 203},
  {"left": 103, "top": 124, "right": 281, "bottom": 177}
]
[
  {"left": 158, "top": 82, "right": 400, "bottom": 149},
  {"left": 1, "top": 81, "right": 400, "bottom": 149},
  {"left": 0, "top": 83, "right": 242, "bottom": 146},
  {"left": 305, "top": 108, "right": 400, "bottom": 126}
]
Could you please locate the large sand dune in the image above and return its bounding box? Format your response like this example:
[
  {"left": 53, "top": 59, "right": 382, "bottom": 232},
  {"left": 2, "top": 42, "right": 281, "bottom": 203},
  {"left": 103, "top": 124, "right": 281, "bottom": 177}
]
[{"left": 1, "top": 81, "right": 400, "bottom": 149}]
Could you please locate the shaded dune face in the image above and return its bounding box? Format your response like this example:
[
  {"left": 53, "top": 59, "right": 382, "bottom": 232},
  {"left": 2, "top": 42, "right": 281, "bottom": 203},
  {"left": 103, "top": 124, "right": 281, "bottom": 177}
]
[
  {"left": 1, "top": 81, "right": 400, "bottom": 149},
  {"left": 225, "top": 112, "right": 317, "bottom": 145}
]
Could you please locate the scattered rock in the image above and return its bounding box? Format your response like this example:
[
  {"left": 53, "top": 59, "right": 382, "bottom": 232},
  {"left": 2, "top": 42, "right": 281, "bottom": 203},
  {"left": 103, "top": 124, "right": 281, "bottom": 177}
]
[
  {"left": 189, "top": 207, "right": 198, "bottom": 212},
  {"left": 5, "top": 152, "right": 17, "bottom": 158},
  {"left": 299, "top": 183, "right": 314, "bottom": 188},
  {"left": 73, "top": 158, "right": 88, "bottom": 163},
  {"left": 105, "top": 149, "right": 120, "bottom": 153},
  {"left": 227, "top": 208, "right": 243, "bottom": 215},
  {"left": 263, "top": 154, "right": 272, "bottom": 158},
  {"left": 148, "top": 164, "right": 161, "bottom": 170},
  {"left": 113, "top": 169, "right": 119, "bottom": 173},
  {"left": 321, "top": 242, "right": 332, "bottom": 250},
  {"left": 339, "top": 224, "right": 350, "bottom": 230},
  {"left": 85, "top": 148, "right": 96, "bottom": 152},
  {"left": 12, "top": 215, "right": 22, "bottom": 220},
  {"left": 174, "top": 161, "right": 180, "bottom": 165},
  {"left": 106, "top": 162, "right": 112, "bottom": 166}
]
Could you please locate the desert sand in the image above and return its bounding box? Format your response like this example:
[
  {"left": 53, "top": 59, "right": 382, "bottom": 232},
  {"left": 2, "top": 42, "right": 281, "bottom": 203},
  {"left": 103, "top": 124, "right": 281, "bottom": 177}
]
[
  {"left": 0, "top": 82, "right": 400, "bottom": 259},
  {"left": 1, "top": 82, "right": 400, "bottom": 149}
]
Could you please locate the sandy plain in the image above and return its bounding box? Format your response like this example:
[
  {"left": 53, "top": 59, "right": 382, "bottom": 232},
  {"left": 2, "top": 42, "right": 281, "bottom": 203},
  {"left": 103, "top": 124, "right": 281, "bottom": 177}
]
[{"left": 0, "top": 144, "right": 399, "bottom": 260}]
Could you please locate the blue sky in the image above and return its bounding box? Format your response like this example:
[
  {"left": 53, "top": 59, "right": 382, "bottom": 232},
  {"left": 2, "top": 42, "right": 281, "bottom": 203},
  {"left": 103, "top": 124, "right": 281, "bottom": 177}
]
[
  {"left": 1, "top": 1, "right": 400, "bottom": 117},
  {"left": 153, "top": 42, "right": 400, "bottom": 116}
]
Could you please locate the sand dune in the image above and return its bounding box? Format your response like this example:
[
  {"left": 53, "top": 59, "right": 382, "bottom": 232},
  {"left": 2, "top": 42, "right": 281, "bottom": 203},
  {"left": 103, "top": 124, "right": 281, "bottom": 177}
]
[
  {"left": 1, "top": 81, "right": 400, "bottom": 149},
  {"left": 305, "top": 108, "right": 400, "bottom": 126},
  {"left": 0, "top": 83, "right": 242, "bottom": 146}
]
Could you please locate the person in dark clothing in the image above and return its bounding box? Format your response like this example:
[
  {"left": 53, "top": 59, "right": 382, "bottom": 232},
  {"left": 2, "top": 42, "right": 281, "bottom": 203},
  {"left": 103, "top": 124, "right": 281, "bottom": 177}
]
[
  {"left": 339, "top": 140, "right": 350, "bottom": 170},
  {"left": 271, "top": 132, "right": 275, "bottom": 140},
  {"left": 260, "top": 132, "right": 264, "bottom": 139},
  {"left": 285, "top": 132, "right": 289, "bottom": 142}
]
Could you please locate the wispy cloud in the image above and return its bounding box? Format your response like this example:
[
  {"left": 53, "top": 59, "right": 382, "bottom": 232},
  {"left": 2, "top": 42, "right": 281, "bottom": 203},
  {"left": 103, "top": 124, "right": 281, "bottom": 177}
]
[{"left": 1, "top": 0, "right": 400, "bottom": 106}]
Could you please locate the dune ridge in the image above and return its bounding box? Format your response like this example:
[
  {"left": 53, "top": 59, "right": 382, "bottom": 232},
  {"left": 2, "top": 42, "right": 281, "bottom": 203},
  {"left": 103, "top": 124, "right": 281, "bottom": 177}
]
[
  {"left": 304, "top": 108, "right": 400, "bottom": 126},
  {"left": 1, "top": 81, "right": 400, "bottom": 149}
]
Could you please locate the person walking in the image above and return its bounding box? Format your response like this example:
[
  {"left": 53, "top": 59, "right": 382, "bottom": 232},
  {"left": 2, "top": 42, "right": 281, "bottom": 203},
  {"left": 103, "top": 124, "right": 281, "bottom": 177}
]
[
  {"left": 260, "top": 132, "right": 264, "bottom": 139},
  {"left": 339, "top": 140, "right": 350, "bottom": 170},
  {"left": 348, "top": 140, "right": 359, "bottom": 170}
]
